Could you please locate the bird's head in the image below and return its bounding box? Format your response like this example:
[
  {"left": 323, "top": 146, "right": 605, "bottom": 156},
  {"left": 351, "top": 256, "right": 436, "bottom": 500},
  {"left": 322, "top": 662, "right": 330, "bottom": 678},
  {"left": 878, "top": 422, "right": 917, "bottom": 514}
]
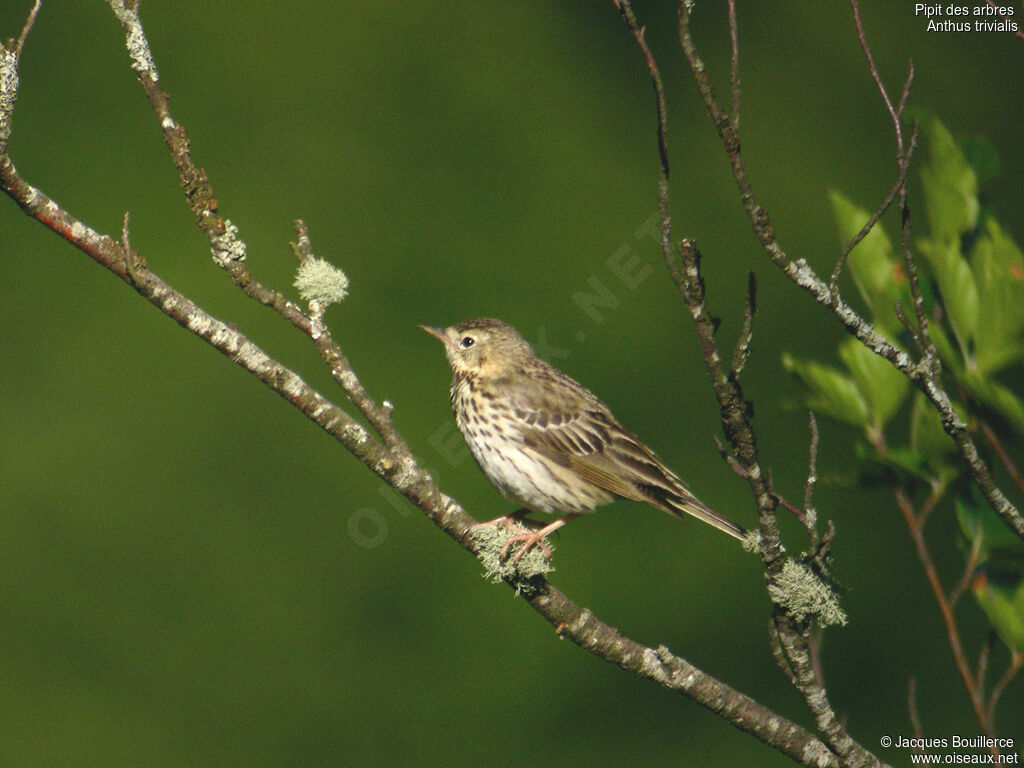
[{"left": 420, "top": 318, "right": 532, "bottom": 378}]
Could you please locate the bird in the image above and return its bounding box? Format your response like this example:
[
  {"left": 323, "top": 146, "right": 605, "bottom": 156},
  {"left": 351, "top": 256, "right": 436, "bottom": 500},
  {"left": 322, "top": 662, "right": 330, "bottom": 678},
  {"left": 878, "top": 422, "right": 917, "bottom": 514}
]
[{"left": 420, "top": 318, "right": 746, "bottom": 563}]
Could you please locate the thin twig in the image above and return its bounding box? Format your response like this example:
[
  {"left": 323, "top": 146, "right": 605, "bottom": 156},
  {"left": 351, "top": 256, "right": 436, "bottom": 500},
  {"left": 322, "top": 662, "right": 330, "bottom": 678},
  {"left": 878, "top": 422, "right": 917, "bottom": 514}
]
[
  {"left": 981, "top": 421, "right": 1024, "bottom": 496},
  {"left": 727, "top": 0, "right": 740, "bottom": 133},
  {"left": 817, "top": 520, "right": 837, "bottom": 562},
  {"left": 986, "top": 652, "right": 1023, "bottom": 725},
  {"left": 730, "top": 271, "right": 756, "bottom": 379},
  {"left": 850, "top": 0, "right": 903, "bottom": 146},
  {"left": 949, "top": 536, "right": 981, "bottom": 608},
  {"left": 803, "top": 412, "right": 820, "bottom": 540},
  {"left": 808, "top": 627, "right": 827, "bottom": 690},
  {"left": 616, "top": 8, "right": 864, "bottom": 762},
  {"left": 712, "top": 435, "right": 747, "bottom": 479},
  {"left": 851, "top": 0, "right": 929, "bottom": 359},
  {"left": 976, "top": 632, "right": 993, "bottom": 698},
  {"left": 837, "top": 6, "right": 916, "bottom": 299},
  {"left": 984, "top": 0, "right": 1024, "bottom": 40},
  {"left": 896, "top": 124, "right": 930, "bottom": 357},
  {"left": 829, "top": 171, "right": 904, "bottom": 295},
  {"left": 907, "top": 678, "right": 925, "bottom": 744},
  {"left": 676, "top": 240, "right": 875, "bottom": 764},
  {"left": 633, "top": 6, "right": 885, "bottom": 763},
  {"left": 893, "top": 300, "right": 924, "bottom": 353},
  {"left": 13, "top": 0, "right": 42, "bottom": 59},
  {"left": 895, "top": 489, "right": 995, "bottom": 742},
  {"left": 769, "top": 616, "right": 799, "bottom": 687},
  {"left": 675, "top": 240, "right": 782, "bottom": 562},
  {"left": 613, "top": 0, "right": 670, "bottom": 193},
  {"left": 915, "top": 478, "right": 944, "bottom": 527},
  {"left": 896, "top": 58, "right": 914, "bottom": 117},
  {"left": 771, "top": 489, "right": 805, "bottom": 520},
  {"left": 120, "top": 211, "right": 132, "bottom": 254}
]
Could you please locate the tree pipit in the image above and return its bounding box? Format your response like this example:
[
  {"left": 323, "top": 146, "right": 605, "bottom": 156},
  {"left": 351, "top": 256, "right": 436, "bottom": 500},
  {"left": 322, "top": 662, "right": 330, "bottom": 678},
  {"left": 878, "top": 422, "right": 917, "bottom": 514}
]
[{"left": 421, "top": 318, "right": 746, "bottom": 563}]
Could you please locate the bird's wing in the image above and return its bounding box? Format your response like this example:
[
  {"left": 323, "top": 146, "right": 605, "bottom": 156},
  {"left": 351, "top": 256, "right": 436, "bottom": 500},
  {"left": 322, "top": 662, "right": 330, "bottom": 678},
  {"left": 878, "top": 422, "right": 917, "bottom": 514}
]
[
  {"left": 506, "top": 369, "right": 747, "bottom": 541},
  {"left": 531, "top": 415, "right": 651, "bottom": 503},
  {"left": 503, "top": 371, "right": 661, "bottom": 503}
]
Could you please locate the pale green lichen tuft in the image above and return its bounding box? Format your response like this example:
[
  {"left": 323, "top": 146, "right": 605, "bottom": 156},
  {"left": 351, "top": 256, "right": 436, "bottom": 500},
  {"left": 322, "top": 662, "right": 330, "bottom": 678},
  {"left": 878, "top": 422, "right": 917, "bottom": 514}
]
[
  {"left": 742, "top": 529, "right": 762, "bottom": 554},
  {"left": 210, "top": 219, "right": 247, "bottom": 266},
  {"left": 470, "top": 524, "right": 554, "bottom": 587},
  {"left": 1, "top": 49, "right": 19, "bottom": 151},
  {"left": 294, "top": 257, "right": 349, "bottom": 307},
  {"left": 769, "top": 559, "right": 848, "bottom": 627}
]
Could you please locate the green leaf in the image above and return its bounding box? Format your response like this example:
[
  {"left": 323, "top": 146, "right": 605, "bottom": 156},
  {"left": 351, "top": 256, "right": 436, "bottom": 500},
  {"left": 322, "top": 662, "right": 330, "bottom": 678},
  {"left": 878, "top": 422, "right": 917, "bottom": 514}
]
[
  {"left": 782, "top": 353, "right": 869, "bottom": 427},
  {"left": 960, "top": 372, "right": 1024, "bottom": 434},
  {"left": 970, "top": 216, "right": 1024, "bottom": 374},
  {"left": 960, "top": 133, "right": 1002, "bottom": 185},
  {"left": 917, "top": 237, "right": 978, "bottom": 359},
  {"left": 837, "top": 337, "right": 909, "bottom": 428},
  {"left": 918, "top": 113, "right": 980, "bottom": 244},
  {"left": 856, "top": 443, "right": 931, "bottom": 483},
  {"left": 957, "top": 493, "right": 1024, "bottom": 651},
  {"left": 972, "top": 563, "right": 1024, "bottom": 652},
  {"left": 956, "top": 493, "right": 1020, "bottom": 556},
  {"left": 827, "top": 189, "right": 905, "bottom": 333},
  {"left": 974, "top": 342, "right": 1024, "bottom": 379}
]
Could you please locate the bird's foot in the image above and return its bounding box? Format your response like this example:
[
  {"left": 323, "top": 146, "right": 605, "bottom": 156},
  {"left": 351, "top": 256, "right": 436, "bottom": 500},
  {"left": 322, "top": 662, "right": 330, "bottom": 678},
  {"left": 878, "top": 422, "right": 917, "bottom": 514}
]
[
  {"left": 499, "top": 529, "right": 555, "bottom": 563},
  {"left": 471, "top": 508, "right": 546, "bottom": 532},
  {"left": 498, "top": 513, "right": 583, "bottom": 564}
]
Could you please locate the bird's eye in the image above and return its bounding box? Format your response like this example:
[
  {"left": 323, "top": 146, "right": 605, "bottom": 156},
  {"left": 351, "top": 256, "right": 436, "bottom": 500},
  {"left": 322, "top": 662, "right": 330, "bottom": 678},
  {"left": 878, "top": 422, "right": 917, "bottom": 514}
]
[{"left": 459, "top": 336, "right": 475, "bottom": 349}]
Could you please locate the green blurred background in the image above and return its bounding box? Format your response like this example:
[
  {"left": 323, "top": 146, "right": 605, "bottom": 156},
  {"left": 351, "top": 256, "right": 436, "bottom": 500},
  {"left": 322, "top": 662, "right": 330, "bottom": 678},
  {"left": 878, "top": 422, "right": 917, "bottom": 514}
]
[{"left": 2, "top": 1, "right": 1022, "bottom": 766}]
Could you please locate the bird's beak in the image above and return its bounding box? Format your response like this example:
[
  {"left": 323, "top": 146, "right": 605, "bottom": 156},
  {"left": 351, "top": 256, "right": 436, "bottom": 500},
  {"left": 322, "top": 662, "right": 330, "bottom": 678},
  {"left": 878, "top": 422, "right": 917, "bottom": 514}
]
[{"left": 418, "top": 324, "right": 449, "bottom": 345}]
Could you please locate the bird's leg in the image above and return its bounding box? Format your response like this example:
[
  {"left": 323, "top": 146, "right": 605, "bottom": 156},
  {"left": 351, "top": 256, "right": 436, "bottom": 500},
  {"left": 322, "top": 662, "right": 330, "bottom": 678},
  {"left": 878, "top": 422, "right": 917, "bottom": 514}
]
[
  {"left": 501, "top": 513, "right": 583, "bottom": 564},
  {"left": 471, "top": 508, "right": 546, "bottom": 531}
]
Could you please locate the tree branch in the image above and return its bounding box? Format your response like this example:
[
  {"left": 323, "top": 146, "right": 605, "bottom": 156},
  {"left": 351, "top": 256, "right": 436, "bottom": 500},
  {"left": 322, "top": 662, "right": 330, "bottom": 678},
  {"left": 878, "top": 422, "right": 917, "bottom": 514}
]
[
  {"left": 0, "top": 5, "right": 843, "bottom": 767},
  {"left": 829, "top": 170, "right": 907, "bottom": 297},
  {"left": 674, "top": 0, "right": 1023, "bottom": 540},
  {"left": 677, "top": 241, "right": 878, "bottom": 768},
  {"left": 986, "top": 651, "right": 1023, "bottom": 726},
  {"left": 615, "top": 0, "right": 784, "bottom": 570},
  {"left": 527, "top": 584, "right": 839, "bottom": 767},
  {"left": 773, "top": 614, "right": 875, "bottom": 767},
  {"left": 105, "top": 0, "right": 406, "bottom": 452},
  {"left": 981, "top": 421, "right": 1024, "bottom": 497},
  {"left": 615, "top": 3, "right": 884, "bottom": 766},
  {"left": 894, "top": 489, "right": 999, "bottom": 756},
  {"left": 983, "top": 0, "right": 1024, "bottom": 40},
  {"left": 730, "top": 272, "right": 756, "bottom": 380}
]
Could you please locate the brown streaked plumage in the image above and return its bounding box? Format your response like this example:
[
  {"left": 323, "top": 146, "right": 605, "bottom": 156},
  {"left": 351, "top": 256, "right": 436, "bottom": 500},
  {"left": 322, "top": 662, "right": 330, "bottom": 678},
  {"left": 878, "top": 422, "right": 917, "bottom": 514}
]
[{"left": 420, "top": 318, "right": 746, "bottom": 562}]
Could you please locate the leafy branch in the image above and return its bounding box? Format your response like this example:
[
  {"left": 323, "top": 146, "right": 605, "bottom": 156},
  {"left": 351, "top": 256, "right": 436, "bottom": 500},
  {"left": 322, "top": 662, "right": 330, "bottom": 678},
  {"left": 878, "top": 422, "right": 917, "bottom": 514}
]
[
  {"left": 616, "top": 1, "right": 885, "bottom": 766},
  {"left": 675, "top": 0, "right": 1023, "bottom": 543},
  {"left": 617, "top": 0, "right": 1022, "bottom": 762},
  {"left": 782, "top": 33, "right": 1024, "bottom": 758},
  {"left": 761, "top": 0, "right": 1024, "bottom": 754}
]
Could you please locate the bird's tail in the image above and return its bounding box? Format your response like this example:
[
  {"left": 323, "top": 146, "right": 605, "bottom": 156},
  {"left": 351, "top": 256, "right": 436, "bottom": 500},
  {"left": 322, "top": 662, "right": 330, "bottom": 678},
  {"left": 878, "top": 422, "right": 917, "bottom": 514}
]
[
  {"left": 656, "top": 487, "right": 747, "bottom": 542},
  {"left": 570, "top": 416, "right": 748, "bottom": 542}
]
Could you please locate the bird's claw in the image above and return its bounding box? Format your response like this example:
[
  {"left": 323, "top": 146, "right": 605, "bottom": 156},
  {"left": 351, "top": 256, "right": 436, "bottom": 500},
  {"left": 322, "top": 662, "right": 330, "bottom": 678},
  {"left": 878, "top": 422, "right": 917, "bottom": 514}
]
[{"left": 498, "top": 529, "right": 553, "bottom": 563}]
